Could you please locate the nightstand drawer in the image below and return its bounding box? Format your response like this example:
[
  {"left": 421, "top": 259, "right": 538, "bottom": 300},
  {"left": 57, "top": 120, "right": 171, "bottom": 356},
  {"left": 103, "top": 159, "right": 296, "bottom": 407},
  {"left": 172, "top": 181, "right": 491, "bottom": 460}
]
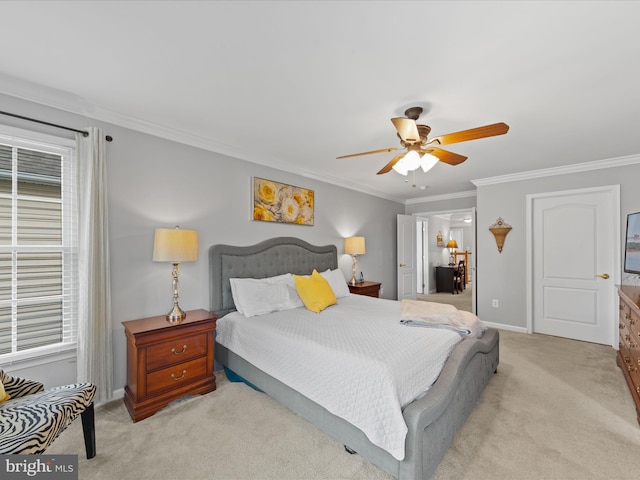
[
  {"left": 146, "top": 357, "right": 208, "bottom": 397},
  {"left": 146, "top": 333, "right": 208, "bottom": 371},
  {"left": 348, "top": 281, "right": 381, "bottom": 298}
]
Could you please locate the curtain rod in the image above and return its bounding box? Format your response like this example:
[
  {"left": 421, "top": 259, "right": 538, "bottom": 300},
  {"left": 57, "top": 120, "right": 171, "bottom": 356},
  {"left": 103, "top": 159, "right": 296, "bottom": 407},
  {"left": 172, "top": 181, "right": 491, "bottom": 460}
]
[{"left": 0, "top": 110, "right": 113, "bottom": 142}]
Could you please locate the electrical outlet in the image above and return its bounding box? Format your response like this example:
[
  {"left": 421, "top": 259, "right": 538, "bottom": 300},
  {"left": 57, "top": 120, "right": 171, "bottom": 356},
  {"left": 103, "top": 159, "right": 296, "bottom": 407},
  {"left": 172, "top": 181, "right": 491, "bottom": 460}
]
[
  {"left": 492, "top": 299, "right": 499, "bottom": 308},
  {"left": 380, "top": 287, "right": 384, "bottom": 296}
]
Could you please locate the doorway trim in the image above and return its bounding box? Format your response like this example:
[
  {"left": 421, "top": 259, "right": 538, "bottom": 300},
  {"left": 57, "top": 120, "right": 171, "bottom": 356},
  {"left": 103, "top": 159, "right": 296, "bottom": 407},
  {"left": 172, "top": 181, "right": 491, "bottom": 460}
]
[{"left": 525, "top": 185, "right": 620, "bottom": 347}]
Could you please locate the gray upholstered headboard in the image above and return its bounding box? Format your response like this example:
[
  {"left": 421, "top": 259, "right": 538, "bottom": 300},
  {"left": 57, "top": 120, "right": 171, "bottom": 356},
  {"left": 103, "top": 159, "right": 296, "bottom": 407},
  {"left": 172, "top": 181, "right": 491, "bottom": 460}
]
[{"left": 209, "top": 237, "right": 338, "bottom": 317}]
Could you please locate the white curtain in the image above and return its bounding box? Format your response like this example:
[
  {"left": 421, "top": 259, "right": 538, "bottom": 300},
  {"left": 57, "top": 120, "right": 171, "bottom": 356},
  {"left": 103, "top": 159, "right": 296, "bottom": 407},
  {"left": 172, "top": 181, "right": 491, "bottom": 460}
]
[{"left": 76, "top": 127, "right": 113, "bottom": 403}]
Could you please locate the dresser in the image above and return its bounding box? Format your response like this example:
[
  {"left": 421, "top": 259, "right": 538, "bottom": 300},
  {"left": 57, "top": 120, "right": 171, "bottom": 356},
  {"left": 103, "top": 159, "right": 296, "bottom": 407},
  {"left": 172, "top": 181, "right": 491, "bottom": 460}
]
[
  {"left": 122, "top": 309, "right": 217, "bottom": 422},
  {"left": 617, "top": 285, "right": 640, "bottom": 424},
  {"left": 348, "top": 281, "right": 381, "bottom": 298},
  {"left": 435, "top": 266, "right": 458, "bottom": 293}
]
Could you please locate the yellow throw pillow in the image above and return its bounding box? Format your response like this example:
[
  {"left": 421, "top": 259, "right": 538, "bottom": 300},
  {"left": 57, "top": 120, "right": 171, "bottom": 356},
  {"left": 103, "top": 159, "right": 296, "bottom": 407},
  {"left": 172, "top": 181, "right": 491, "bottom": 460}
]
[
  {"left": 0, "top": 378, "right": 10, "bottom": 402},
  {"left": 294, "top": 269, "right": 337, "bottom": 313}
]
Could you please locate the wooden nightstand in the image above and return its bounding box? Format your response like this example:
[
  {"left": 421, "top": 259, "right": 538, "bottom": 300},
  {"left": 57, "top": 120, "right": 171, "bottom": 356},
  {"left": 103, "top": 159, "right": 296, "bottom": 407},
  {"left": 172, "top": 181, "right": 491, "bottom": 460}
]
[
  {"left": 348, "top": 281, "right": 381, "bottom": 298},
  {"left": 122, "top": 309, "right": 217, "bottom": 422}
]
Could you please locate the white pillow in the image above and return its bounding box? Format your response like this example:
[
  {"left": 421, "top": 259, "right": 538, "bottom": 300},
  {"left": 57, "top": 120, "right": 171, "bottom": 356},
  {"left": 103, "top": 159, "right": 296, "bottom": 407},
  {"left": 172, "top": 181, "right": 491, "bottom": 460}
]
[
  {"left": 320, "top": 269, "right": 351, "bottom": 298},
  {"left": 230, "top": 274, "right": 303, "bottom": 317}
]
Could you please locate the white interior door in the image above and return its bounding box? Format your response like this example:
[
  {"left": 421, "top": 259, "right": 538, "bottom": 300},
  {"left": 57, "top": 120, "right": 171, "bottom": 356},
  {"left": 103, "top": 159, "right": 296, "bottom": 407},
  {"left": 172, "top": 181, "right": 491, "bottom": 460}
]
[
  {"left": 471, "top": 207, "right": 477, "bottom": 314},
  {"left": 397, "top": 214, "right": 417, "bottom": 300},
  {"left": 530, "top": 186, "right": 619, "bottom": 345}
]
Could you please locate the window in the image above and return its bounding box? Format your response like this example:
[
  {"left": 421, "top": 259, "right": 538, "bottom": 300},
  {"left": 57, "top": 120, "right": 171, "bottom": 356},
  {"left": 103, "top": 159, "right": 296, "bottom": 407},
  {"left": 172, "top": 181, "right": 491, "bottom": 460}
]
[{"left": 0, "top": 127, "right": 77, "bottom": 365}]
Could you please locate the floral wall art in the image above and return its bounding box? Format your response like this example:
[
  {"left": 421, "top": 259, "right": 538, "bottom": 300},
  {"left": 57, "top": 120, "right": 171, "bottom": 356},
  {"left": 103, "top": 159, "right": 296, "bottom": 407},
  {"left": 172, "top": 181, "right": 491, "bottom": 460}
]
[{"left": 253, "top": 177, "right": 314, "bottom": 225}]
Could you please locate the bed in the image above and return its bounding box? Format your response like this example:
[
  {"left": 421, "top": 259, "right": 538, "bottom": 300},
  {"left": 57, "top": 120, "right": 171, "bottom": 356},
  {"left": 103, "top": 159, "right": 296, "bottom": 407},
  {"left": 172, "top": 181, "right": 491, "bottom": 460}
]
[{"left": 210, "top": 236, "right": 499, "bottom": 480}]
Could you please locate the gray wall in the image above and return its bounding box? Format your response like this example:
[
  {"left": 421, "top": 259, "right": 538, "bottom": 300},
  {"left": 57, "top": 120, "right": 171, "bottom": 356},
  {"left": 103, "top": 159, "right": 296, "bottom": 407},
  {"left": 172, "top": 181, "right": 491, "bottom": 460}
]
[
  {"left": 0, "top": 93, "right": 403, "bottom": 391},
  {"left": 475, "top": 162, "right": 640, "bottom": 329},
  {"left": 405, "top": 194, "right": 477, "bottom": 215},
  {"left": 404, "top": 161, "right": 640, "bottom": 331}
]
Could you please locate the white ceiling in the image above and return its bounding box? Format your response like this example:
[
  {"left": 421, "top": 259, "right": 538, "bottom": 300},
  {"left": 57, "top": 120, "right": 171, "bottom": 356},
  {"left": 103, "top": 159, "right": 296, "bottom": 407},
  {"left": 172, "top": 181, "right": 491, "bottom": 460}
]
[{"left": 1, "top": 1, "right": 639, "bottom": 203}]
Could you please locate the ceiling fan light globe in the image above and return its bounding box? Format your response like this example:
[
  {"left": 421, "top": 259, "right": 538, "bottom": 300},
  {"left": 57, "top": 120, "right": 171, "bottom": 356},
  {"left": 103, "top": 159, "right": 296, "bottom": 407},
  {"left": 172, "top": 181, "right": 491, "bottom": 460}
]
[
  {"left": 403, "top": 150, "right": 421, "bottom": 170},
  {"left": 392, "top": 157, "right": 409, "bottom": 175},
  {"left": 420, "top": 153, "right": 439, "bottom": 173}
]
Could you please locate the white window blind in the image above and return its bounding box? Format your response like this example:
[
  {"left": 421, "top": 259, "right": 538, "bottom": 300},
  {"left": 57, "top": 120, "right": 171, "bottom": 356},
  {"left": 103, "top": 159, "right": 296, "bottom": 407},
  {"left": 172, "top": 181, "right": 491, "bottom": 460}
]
[{"left": 0, "top": 127, "right": 77, "bottom": 364}]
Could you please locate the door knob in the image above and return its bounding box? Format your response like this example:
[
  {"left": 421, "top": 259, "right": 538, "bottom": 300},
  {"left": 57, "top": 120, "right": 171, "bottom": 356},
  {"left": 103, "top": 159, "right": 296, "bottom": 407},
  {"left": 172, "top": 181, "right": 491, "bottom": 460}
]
[
  {"left": 399, "top": 263, "right": 406, "bottom": 267},
  {"left": 597, "top": 273, "right": 610, "bottom": 279}
]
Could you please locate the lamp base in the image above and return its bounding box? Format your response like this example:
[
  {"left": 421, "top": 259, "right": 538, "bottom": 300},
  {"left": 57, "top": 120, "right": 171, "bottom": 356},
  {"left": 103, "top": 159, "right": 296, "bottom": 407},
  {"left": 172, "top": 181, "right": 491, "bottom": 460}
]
[
  {"left": 166, "top": 304, "right": 186, "bottom": 324},
  {"left": 350, "top": 254, "right": 358, "bottom": 286}
]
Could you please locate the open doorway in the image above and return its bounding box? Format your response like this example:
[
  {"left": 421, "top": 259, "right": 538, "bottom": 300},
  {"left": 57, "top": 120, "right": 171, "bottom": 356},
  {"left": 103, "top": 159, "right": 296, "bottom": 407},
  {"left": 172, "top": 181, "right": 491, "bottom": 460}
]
[{"left": 413, "top": 209, "right": 475, "bottom": 313}]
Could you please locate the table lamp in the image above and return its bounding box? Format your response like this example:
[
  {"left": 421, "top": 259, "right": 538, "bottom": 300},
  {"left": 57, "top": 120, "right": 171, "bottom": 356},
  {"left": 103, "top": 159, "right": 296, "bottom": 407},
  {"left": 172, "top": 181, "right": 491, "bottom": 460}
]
[
  {"left": 153, "top": 226, "right": 199, "bottom": 323},
  {"left": 344, "top": 236, "right": 366, "bottom": 286},
  {"left": 446, "top": 239, "right": 458, "bottom": 266}
]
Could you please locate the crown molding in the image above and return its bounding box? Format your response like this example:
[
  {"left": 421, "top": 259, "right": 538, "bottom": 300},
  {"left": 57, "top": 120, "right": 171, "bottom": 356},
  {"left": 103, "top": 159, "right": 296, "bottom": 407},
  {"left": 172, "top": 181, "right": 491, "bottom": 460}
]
[
  {"left": 404, "top": 190, "right": 477, "bottom": 205},
  {"left": 472, "top": 154, "right": 640, "bottom": 187},
  {"left": 90, "top": 106, "right": 406, "bottom": 203},
  {"left": 0, "top": 73, "right": 92, "bottom": 115},
  {"left": 0, "top": 78, "right": 404, "bottom": 204}
]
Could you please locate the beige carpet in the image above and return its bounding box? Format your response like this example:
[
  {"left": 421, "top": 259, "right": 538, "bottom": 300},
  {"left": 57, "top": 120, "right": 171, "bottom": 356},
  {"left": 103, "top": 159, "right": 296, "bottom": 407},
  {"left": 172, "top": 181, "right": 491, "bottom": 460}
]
[
  {"left": 49, "top": 330, "right": 640, "bottom": 480},
  {"left": 418, "top": 284, "right": 472, "bottom": 312}
]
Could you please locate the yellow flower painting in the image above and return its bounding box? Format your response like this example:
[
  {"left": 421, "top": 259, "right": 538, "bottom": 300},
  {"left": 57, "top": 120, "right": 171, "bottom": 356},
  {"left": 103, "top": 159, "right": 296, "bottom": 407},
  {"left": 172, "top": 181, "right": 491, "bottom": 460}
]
[{"left": 253, "top": 177, "right": 314, "bottom": 226}]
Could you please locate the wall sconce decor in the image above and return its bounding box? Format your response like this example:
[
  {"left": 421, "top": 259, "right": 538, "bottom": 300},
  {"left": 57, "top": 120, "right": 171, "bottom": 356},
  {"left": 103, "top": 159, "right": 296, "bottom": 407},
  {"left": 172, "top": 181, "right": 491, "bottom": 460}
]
[
  {"left": 489, "top": 217, "right": 512, "bottom": 253},
  {"left": 344, "top": 236, "right": 366, "bottom": 286},
  {"left": 436, "top": 231, "right": 444, "bottom": 247},
  {"left": 153, "top": 226, "right": 199, "bottom": 323}
]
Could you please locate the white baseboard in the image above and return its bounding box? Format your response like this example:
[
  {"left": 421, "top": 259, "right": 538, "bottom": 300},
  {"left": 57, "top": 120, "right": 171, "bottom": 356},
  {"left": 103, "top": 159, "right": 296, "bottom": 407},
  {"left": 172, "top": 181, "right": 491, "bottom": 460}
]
[{"left": 483, "top": 321, "right": 529, "bottom": 334}]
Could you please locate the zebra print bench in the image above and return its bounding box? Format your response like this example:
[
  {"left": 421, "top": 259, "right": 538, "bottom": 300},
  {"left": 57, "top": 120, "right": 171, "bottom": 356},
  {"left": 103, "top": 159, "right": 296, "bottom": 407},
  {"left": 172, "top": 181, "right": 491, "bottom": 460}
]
[{"left": 0, "top": 370, "right": 96, "bottom": 458}]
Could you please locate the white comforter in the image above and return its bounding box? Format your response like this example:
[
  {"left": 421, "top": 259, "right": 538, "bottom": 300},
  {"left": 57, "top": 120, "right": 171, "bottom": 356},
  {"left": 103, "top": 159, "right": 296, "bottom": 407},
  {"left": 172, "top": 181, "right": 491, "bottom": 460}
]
[{"left": 215, "top": 294, "right": 462, "bottom": 460}]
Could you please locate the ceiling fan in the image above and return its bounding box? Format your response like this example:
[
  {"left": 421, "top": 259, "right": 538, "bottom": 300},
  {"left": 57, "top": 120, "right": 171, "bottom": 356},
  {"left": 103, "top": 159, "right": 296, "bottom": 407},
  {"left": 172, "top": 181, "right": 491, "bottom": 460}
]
[{"left": 337, "top": 106, "right": 509, "bottom": 176}]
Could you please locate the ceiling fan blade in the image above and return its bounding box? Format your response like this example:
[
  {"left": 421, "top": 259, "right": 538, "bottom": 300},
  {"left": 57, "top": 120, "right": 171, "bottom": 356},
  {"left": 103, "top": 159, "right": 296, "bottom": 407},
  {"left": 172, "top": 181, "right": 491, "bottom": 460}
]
[
  {"left": 377, "top": 153, "right": 406, "bottom": 175},
  {"left": 428, "top": 122, "right": 509, "bottom": 146},
  {"left": 423, "top": 147, "right": 467, "bottom": 166},
  {"left": 336, "top": 147, "right": 398, "bottom": 160},
  {"left": 391, "top": 117, "right": 420, "bottom": 144}
]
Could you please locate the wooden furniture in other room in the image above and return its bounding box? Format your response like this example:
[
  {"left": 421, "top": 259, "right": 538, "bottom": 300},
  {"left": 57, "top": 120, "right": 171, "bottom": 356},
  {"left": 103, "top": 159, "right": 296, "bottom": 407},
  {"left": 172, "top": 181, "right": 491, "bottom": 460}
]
[
  {"left": 453, "top": 251, "right": 472, "bottom": 284},
  {"left": 348, "top": 281, "right": 381, "bottom": 298},
  {"left": 122, "top": 309, "right": 217, "bottom": 422},
  {"left": 436, "top": 266, "right": 460, "bottom": 294},
  {"left": 453, "top": 263, "right": 464, "bottom": 294},
  {"left": 618, "top": 285, "right": 640, "bottom": 424}
]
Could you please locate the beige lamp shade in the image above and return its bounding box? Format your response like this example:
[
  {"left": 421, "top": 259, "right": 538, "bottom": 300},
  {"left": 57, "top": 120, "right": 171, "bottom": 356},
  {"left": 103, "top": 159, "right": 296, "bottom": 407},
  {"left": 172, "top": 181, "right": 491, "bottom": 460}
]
[
  {"left": 344, "top": 236, "right": 366, "bottom": 255},
  {"left": 446, "top": 239, "right": 458, "bottom": 249},
  {"left": 153, "top": 227, "right": 199, "bottom": 263}
]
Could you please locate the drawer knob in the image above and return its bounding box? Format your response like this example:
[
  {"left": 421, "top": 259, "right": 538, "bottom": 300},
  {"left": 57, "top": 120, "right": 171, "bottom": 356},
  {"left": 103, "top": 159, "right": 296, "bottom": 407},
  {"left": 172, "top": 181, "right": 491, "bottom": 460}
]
[
  {"left": 171, "top": 345, "right": 187, "bottom": 355},
  {"left": 171, "top": 370, "right": 187, "bottom": 381}
]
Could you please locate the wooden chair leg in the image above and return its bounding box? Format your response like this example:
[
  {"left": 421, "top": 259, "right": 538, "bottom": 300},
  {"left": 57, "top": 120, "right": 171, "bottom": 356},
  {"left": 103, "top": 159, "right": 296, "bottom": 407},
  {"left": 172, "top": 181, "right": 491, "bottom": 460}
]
[{"left": 81, "top": 402, "right": 96, "bottom": 459}]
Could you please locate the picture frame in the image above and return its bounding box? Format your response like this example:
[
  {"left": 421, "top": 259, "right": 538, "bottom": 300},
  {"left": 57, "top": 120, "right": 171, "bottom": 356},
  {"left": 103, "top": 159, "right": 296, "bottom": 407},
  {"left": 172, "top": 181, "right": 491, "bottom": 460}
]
[{"left": 252, "top": 177, "right": 314, "bottom": 226}]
